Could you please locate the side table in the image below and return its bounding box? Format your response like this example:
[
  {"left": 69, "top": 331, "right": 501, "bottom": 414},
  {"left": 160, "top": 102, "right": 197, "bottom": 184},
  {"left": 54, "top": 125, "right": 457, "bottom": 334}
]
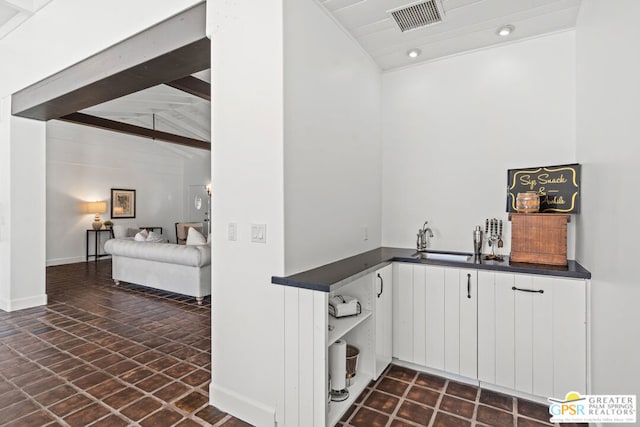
[{"left": 86, "top": 229, "right": 114, "bottom": 261}]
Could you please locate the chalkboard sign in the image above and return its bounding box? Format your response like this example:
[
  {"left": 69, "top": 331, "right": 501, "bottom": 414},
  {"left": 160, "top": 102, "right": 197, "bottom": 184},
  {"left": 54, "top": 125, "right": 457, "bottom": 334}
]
[{"left": 506, "top": 163, "right": 580, "bottom": 213}]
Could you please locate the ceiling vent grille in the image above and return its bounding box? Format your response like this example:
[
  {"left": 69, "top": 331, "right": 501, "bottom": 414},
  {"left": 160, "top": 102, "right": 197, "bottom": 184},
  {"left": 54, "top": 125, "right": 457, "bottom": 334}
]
[{"left": 390, "top": 0, "right": 443, "bottom": 32}]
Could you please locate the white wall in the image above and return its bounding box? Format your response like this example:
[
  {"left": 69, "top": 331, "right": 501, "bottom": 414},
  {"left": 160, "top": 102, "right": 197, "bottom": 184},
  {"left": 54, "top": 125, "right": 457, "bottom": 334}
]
[
  {"left": 0, "top": 100, "right": 9, "bottom": 305},
  {"left": 46, "top": 121, "right": 210, "bottom": 265},
  {"left": 0, "top": 98, "right": 47, "bottom": 311},
  {"left": 208, "top": 1, "right": 285, "bottom": 425},
  {"left": 283, "top": 1, "right": 382, "bottom": 274},
  {"left": 382, "top": 32, "right": 577, "bottom": 257},
  {"left": 575, "top": 0, "right": 640, "bottom": 407}
]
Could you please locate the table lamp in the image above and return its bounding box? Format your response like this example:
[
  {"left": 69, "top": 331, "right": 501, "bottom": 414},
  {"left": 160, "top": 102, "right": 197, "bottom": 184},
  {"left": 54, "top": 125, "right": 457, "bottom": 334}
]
[{"left": 86, "top": 201, "right": 107, "bottom": 230}]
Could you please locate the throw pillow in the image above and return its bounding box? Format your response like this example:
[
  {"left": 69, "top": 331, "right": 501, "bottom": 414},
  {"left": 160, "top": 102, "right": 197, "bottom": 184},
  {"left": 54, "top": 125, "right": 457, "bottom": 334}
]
[
  {"left": 146, "top": 231, "right": 165, "bottom": 243},
  {"left": 186, "top": 227, "right": 207, "bottom": 245},
  {"left": 134, "top": 229, "right": 149, "bottom": 241},
  {"left": 113, "top": 225, "right": 127, "bottom": 239}
]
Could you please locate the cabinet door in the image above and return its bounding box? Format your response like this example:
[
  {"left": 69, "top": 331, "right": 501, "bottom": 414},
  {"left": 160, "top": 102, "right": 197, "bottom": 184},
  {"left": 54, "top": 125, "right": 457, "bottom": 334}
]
[
  {"left": 374, "top": 264, "right": 393, "bottom": 379},
  {"left": 513, "top": 274, "right": 537, "bottom": 394},
  {"left": 425, "top": 266, "right": 445, "bottom": 370},
  {"left": 412, "top": 265, "right": 426, "bottom": 365},
  {"left": 478, "top": 271, "right": 515, "bottom": 389},
  {"left": 443, "top": 269, "right": 478, "bottom": 377},
  {"left": 531, "top": 275, "right": 586, "bottom": 397},
  {"left": 443, "top": 268, "right": 477, "bottom": 378},
  {"left": 512, "top": 274, "right": 587, "bottom": 398},
  {"left": 458, "top": 269, "right": 478, "bottom": 379},
  {"left": 514, "top": 274, "right": 558, "bottom": 397},
  {"left": 394, "top": 264, "right": 478, "bottom": 379},
  {"left": 444, "top": 268, "right": 461, "bottom": 373},
  {"left": 393, "top": 263, "right": 413, "bottom": 362}
]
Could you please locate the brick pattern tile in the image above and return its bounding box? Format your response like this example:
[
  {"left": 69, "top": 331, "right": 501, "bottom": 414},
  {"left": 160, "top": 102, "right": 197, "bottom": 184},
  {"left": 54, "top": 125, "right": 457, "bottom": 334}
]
[
  {"left": 0, "top": 260, "right": 235, "bottom": 426},
  {"left": 341, "top": 363, "right": 559, "bottom": 427}
]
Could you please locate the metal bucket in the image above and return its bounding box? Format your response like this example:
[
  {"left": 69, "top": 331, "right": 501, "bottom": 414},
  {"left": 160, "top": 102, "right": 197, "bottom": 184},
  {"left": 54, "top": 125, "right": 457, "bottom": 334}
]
[{"left": 345, "top": 345, "right": 359, "bottom": 386}]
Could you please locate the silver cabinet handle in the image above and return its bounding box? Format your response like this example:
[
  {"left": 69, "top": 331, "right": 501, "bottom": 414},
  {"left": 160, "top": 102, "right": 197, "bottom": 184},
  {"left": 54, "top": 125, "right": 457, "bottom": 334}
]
[
  {"left": 512, "top": 286, "right": 544, "bottom": 294},
  {"left": 377, "top": 273, "right": 383, "bottom": 298},
  {"left": 467, "top": 273, "right": 471, "bottom": 299}
]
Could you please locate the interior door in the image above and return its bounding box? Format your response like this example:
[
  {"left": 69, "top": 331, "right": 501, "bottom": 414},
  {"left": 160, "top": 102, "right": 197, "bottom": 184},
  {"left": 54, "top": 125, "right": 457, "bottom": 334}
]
[{"left": 187, "top": 184, "right": 210, "bottom": 233}]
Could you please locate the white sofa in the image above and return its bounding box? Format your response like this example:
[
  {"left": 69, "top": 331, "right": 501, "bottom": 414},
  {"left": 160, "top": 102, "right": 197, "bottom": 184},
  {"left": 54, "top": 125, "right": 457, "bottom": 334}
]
[{"left": 104, "top": 239, "right": 211, "bottom": 304}]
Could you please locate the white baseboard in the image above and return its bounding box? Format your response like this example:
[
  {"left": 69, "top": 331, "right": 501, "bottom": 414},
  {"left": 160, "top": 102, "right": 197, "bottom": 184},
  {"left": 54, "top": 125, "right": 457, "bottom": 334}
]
[
  {"left": 209, "top": 382, "right": 276, "bottom": 427},
  {"left": 46, "top": 256, "right": 94, "bottom": 266},
  {"left": 392, "top": 358, "right": 479, "bottom": 387},
  {"left": 479, "top": 381, "right": 548, "bottom": 405},
  {"left": 0, "top": 294, "right": 47, "bottom": 312}
]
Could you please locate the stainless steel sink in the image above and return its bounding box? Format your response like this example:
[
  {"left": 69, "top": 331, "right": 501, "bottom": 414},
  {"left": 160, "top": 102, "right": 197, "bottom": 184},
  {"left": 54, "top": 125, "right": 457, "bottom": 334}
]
[{"left": 412, "top": 251, "right": 472, "bottom": 263}]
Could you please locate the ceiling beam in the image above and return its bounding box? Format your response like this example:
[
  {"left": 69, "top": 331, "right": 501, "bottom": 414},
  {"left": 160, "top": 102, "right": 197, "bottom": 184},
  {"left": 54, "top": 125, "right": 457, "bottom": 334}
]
[
  {"left": 58, "top": 113, "right": 210, "bottom": 151},
  {"left": 165, "top": 76, "right": 211, "bottom": 101},
  {"left": 11, "top": 2, "right": 209, "bottom": 121}
]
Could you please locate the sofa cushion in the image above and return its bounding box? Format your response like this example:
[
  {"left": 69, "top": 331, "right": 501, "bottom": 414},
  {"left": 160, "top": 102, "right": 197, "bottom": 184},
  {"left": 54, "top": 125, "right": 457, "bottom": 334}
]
[
  {"left": 105, "top": 239, "right": 211, "bottom": 267},
  {"left": 134, "top": 229, "right": 149, "bottom": 241},
  {"left": 112, "top": 225, "right": 128, "bottom": 239},
  {"left": 146, "top": 231, "right": 166, "bottom": 243}
]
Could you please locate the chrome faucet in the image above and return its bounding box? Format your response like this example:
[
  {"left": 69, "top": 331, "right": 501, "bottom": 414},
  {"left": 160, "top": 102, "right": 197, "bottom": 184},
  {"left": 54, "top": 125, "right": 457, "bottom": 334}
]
[{"left": 417, "top": 221, "right": 434, "bottom": 251}]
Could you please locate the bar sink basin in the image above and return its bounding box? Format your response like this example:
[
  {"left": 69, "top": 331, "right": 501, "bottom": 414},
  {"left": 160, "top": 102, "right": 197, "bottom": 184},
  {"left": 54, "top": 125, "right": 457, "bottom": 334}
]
[{"left": 412, "top": 251, "right": 472, "bottom": 263}]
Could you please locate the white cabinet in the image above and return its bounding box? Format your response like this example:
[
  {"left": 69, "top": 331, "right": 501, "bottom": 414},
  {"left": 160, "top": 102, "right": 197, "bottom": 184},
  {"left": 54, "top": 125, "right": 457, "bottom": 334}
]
[
  {"left": 478, "top": 271, "right": 587, "bottom": 398},
  {"left": 283, "top": 267, "right": 396, "bottom": 427},
  {"left": 374, "top": 264, "right": 393, "bottom": 379},
  {"left": 393, "top": 263, "right": 477, "bottom": 379},
  {"left": 282, "top": 260, "right": 588, "bottom": 427},
  {"left": 393, "top": 263, "right": 413, "bottom": 362},
  {"left": 450, "top": 268, "right": 477, "bottom": 379},
  {"left": 326, "top": 274, "right": 375, "bottom": 426}
]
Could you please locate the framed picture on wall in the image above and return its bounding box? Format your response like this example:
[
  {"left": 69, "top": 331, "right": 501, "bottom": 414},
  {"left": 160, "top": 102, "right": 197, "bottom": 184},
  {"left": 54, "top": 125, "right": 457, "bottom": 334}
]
[{"left": 111, "top": 188, "right": 136, "bottom": 218}]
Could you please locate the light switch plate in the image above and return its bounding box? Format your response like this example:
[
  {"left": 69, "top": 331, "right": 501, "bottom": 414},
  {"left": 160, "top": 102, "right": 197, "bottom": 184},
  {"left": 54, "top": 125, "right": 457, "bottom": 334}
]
[
  {"left": 251, "top": 224, "right": 266, "bottom": 243},
  {"left": 228, "top": 222, "right": 237, "bottom": 241}
]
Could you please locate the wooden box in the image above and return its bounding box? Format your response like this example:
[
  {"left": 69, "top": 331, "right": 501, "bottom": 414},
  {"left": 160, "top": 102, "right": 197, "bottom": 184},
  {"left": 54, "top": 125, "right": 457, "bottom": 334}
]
[{"left": 509, "top": 213, "right": 570, "bottom": 266}]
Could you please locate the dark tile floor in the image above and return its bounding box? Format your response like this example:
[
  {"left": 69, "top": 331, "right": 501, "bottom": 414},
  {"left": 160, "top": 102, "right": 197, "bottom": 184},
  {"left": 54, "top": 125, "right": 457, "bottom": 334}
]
[
  {"left": 0, "top": 261, "right": 583, "bottom": 426},
  {"left": 0, "top": 261, "right": 248, "bottom": 426},
  {"left": 339, "top": 365, "right": 586, "bottom": 427}
]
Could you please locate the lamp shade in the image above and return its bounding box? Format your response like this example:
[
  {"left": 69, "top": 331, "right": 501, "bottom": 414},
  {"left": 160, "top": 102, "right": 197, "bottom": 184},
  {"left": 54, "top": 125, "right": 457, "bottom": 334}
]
[{"left": 86, "top": 201, "right": 107, "bottom": 214}]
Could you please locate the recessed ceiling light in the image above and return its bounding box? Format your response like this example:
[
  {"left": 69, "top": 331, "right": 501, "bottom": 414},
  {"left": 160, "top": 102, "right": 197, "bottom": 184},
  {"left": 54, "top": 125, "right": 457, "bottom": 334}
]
[
  {"left": 407, "top": 48, "right": 422, "bottom": 59},
  {"left": 497, "top": 25, "right": 515, "bottom": 37}
]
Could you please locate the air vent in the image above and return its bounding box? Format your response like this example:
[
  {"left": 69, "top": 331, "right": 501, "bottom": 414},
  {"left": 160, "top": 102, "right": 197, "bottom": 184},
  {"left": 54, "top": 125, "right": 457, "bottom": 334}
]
[{"left": 390, "top": 0, "right": 443, "bottom": 32}]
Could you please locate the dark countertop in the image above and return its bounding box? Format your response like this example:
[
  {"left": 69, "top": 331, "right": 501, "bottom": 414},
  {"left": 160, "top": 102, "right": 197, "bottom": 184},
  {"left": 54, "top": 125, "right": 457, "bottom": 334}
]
[{"left": 271, "top": 247, "right": 591, "bottom": 292}]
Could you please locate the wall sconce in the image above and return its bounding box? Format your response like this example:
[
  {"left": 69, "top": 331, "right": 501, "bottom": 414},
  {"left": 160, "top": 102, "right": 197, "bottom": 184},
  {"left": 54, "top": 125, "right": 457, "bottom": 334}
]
[
  {"left": 86, "top": 201, "right": 107, "bottom": 230},
  {"left": 206, "top": 184, "right": 212, "bottom": 197}
]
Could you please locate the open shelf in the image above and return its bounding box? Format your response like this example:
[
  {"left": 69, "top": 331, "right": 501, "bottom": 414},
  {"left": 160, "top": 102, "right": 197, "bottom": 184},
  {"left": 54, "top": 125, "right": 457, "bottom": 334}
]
[
  {"left": 327, "top": 372, "right": 371, "bottom": 426},
  {"left": 328, "top": 310, "right": 372, "bottom": 346}
]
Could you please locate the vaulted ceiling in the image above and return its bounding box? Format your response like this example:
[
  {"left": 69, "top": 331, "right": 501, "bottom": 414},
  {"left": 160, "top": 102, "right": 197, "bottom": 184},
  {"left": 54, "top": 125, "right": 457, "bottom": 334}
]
[
  {"left": 316, "top": 0, "right": 582, "bottom": 70},
  {"left": 11, "top": 3, "right": 211, "bottom": 152},
  {"left": 0, "top": 0, "right": 52, "bottom": 40},
  {"left": 80, "top": 70, "right": 211, "bottom": 144},
  {"left": 7, "top": 1, "right": 583, "bottom": 150}
]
